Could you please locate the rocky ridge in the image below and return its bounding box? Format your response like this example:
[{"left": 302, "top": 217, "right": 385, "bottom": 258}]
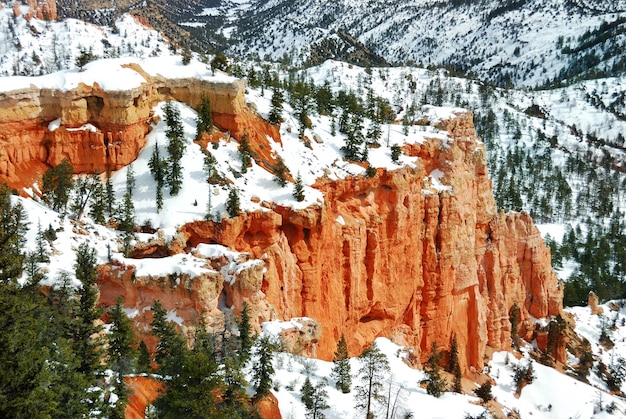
[{"left": 0, "top": 58, "right": 563, "bottom": 373}]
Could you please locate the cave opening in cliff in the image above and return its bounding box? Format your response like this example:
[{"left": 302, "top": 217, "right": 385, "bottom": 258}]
[{"left": 86, "top": 95, "right": 104, "bottom": 118}]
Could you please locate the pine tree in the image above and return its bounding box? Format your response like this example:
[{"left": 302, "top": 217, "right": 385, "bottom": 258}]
[
  {"left": 301, "top": 376, "right": 315, "bottom": 410},
  {"left": 237, "top": 302, "right": 254, "bottom": 366},
  {"left": 42, "top": 158, "right": 74, "bottom": 213},
  {"left": 268, "top": 86, "right": 283, "bottom": 124},
  {"left": 474, "top": 382, "right": 493, "bottom": 403},
  {"left": 34, "top": 221, "right": 50, "bottom": 263},
  {"left": 226, "top": 187, "right": 241, "bottom": 217},
  {"left": 105, "top": 168, "right": 116, "bottom": 218},
  {"left": 149, "top": 142, "right": 168, "bottom": 212},
  {"left": 71, "top": 173, "right": 99, "bottom": 219},
  {"left": 238, "top": 132, "right": 253, "bottom": 173},
  {"left": 150, "top": 300, "right": 185, "bottom": 376},
  {"left": 448, "top": 334, "right": 462, "bottom": 393},
  {"left": 73, "top": 242, "right": 104, "bottom": 377},
  {"left": 108, "top": 297, "right": 137, "bottom": 418},
  {"left": 252, "top": 335, "right": 275, "bottom": 400},
  {"left": 196, "top": 95, "right": 213, "bottom": 139},
  {"left": 137, "top": 340, "right": 152, "bottom": 374},
  {"left": 391, "top": 145, "right": 402, "bottom": 163},
  {"left": 126, "top": 164, "right": 136, "bottom": 197},
  {"left": 425, "top": 342, "right": 447, "bottom": 398},
  {"left": 163, "top": 101, "right": 186, "bottom": 196},
  {"left": 307, "top": 382, "right": 330, "bottom": 419},
  {"left": 0, "top": 183, "right": 28, "bottom": 284},
  {"left": 331, "top": 333, "right": 352, "bottom": 393},
  {"left": 293, "top": 173, "right": 305, "bottom": 202},
  {"left": 355, "top": 342, "right": 389, "bottom": 419},
  {"left": 273, "top": 156, "right": 289, "bottom": 187},
  {"left": 88, "top": 179, "right": 106, "bottom": 224}
]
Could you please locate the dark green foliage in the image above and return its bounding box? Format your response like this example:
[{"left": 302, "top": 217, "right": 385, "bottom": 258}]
[
  {"left": 42, "top": 158, "right": 74, "bottom": 213},
  {"left": 268, "top": 87, "right": 284, "bottom": 124},
  {"left": 196, "top": 95, "right": 213, "bottom": 139},
  {"left": 88, "top": 179, "right": 106, "bottom": 224},
  {"left": 226, "top": 188, "right": 241, "bottom": 217},
  {"left": 150, "top": 300, "right": 186, "bottom": 376},
  {"left": 604, "top": 357, "right": 626, "bottom": 392},
  {"left": 238, "top": 133, "right": 253, "bottom": 173},
  {"left": 391, "top": 145, "right": 402, "bottom": 163},
  {"left": 211, "top": 53, "right": 229, "bottom": 73},
  {"left": 365, "top": 165, "right": 377, "bottom": 178},
  {"left": 164, "top": 101, "right": 186, "bottom": 196},
  {"left": 71, "top": 173, "right": 100, "bottom": 219},
  {"left": 301, "top": 378, "right": 329, "bottom": 419},
  {"left": 252, "top": 335, "right": 275, "bottom": 400},
  {"left": 34, "top": 221, "right": 50, "bottom": 264},
  {"left": 126, "top": 164, "right": 136, "bottom": 197},
  {"left": 331, "top": 333, "right": 352, "bottom": 393},
  {"left": 355, "top": 342, "right": 389, "bottom": 418},
  {"left": 510, "top": 303, "right": 521, "bottom": 348},
  {"left": 181, "top": 47, "right": 192, "bottom": 65},
  {"left": 137, "top": 340, "right": 152, "bottom": 374},
  {"left": 203, "top": 150, "right": 219, "bottom": 184},
  {"left": 108, "top": 298, "right": 137, "bottom": 417},
  {"left": 153, "top": 329, "right": 224, "bottom": 418},
  {"left": 425, "top": 342, "right": 447, "bottom": 398},
  {"left": 117, "top": 192, "right": 135, "bottom": 234},
  {"left": 293, "top": 173, "right": 305, "bottom": 202},
  {"left": 474, "top": 382, "right": 493, "bottom": 403},
  {"left": 149, "top": 142, "right": 168, "bottom": 212},
  {"left": 448, "top": 335, "right": 462, "bottom": 393},
  {"left": 273, "top": 156, "right": 289, "bottom": 187},
  {"left": 237, "top": 302, "right": 254, "bottom": 366},
  {"left": 0, "top": 184, "right": 27, "bottom": 284},
  {"left": 105, "top": 168, "right": 116, "bottom": 218},
  {"left": 73, "top": 242, "right": 104, "bottom": 377},
  {"left": 75, "top": 47, "right": 96, "bottom": 69},
  {"left": 512, "top": 360, "right": 535, "bottom": 395}
]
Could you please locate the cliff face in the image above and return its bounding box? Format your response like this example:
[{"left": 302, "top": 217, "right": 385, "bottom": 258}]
[
  {"left": 179, "top": 112, "right": 563, "bottom": 370},
  {"left": 0, "top": 61, "right": 274, "bottom": 190}
]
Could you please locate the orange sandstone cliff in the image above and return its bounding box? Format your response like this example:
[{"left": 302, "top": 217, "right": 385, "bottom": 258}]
[
  {"left": 0, "top": 60, "right": 276, "bottom": 190},
  {"left": 0, "top": 59, "right": 562, "bottom": 372}
]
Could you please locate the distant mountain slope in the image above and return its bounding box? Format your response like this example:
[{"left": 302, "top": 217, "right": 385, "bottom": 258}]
[{"left": 225, "top": 0, "right": 626, "bottom": 87}]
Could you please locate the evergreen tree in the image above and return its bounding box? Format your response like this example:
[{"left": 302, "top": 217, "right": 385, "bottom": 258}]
[
  {"left": 238, "top": 133, "right": 253, "bottom": 173},
  {"left": 149, "top": 142, "right": 168, "bottom": 212},
  {"left": 331, "top": 333, "right": 352, "bottom": 393},
  {"left": 474, "top": 382, "right": 493, "bottom": 403},
  {"left": 210, "top": 53, "right": 229, "bottom": 73},
  {"left": 237, "top": 302, "right": 254, "bottom": 366},
  {"left": 0, "top": 184, "right": 28, "bottom": 284},
  {"left": 105, "top": 168, "right": 116, "bottom": 218},
  {"left": 153, "top": 328, "right": 224, "bottom": 418},
  {"left": 355, "top": 342, "right": 390, "bottom": 419},
  {"left": 137, "top": 340, "right": 152, "bottom": 374},
  {"left": 226, "top": 188, "right": 241, "bottom": 217},
  {"left": 252, "top": 335, "right": 275, "bottom": 400},
  {"left": 73, "top": 242, "right": 104, "bottom": 377},
  {"left": 126, "top": 164, "right": 136, "bottom": 197},
  {"left": 448, "top": 335, "right": 462, "bottom": 393},
  {"left": 203, "top": 151, "right": 219, "bottom": 184},
  {"left": 219, "top": 355, "right": 251, "bottom": 416},
  {"left": 268, "top": 86, "right": 284, "bottom": 124},
  {"left": 108, "top": 297, "right": 137, "bottom": 418},
  {"left": 150, "top": 300, "right": 186, "bottom": 376},
  {"left": 163, "top": 101, "right": 186, "bottom": 196},
  {"left": 307, "top": 382, "right": 329, "bottom": 419},
  {"left": 301, "top": 376, "right": 315, "bottom": 410},
  {"left": 42, "top": 158, "right": 74, "bottom": 213},
  {"left": 293, "top": 173, "right": 305, "bottom": 202},
  {"left": 71, "top": 173, "right": 99, "bottom": 219},
  {"left": 425, "top": 342, "right": 447, "bottom": 398},
  {"left": 89, "top": 179, "right": 106, "bottom": 224},
  {"left": 273, "top": 156, "right": 289, "bottom": 187},
  {"left": 34, "top": 220, "right": 50, "bottom": 263},
  {"left": 391, "top": 145, "right": 402, "bottom": 163},
  {"left": 196, "top": 95, "right": 213, "bottom": 139}
]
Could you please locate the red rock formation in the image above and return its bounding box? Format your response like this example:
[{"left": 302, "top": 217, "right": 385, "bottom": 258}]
[
  {"left": 0, "top": 63, "right": 276, "bottom": 190},
  {"left": 178, "top": 111, "right": 563, "bottom": 372},
  {"left": 124, "top": 376, "right": 162, "bottom": 419}
]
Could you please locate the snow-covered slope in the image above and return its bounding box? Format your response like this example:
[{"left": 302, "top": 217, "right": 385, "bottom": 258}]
[
  {"left": 0, "top": 4, "right": 173, "bottom": 76},
  {"left": 216, "top": 0, "right": 626, "bottom": 88}
]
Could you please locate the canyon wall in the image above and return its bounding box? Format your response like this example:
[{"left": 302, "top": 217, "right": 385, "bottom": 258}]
[
  {"left": 179, "top": 112, "right": 564, "bottom": 371},
  {"left": 0, "top": 61, "right": 276, "bottom": 189}
]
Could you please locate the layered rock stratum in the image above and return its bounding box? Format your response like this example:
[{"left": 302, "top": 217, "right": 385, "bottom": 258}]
[{"left": 0, "top": 58, "right": 563, "bottom": 373}]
